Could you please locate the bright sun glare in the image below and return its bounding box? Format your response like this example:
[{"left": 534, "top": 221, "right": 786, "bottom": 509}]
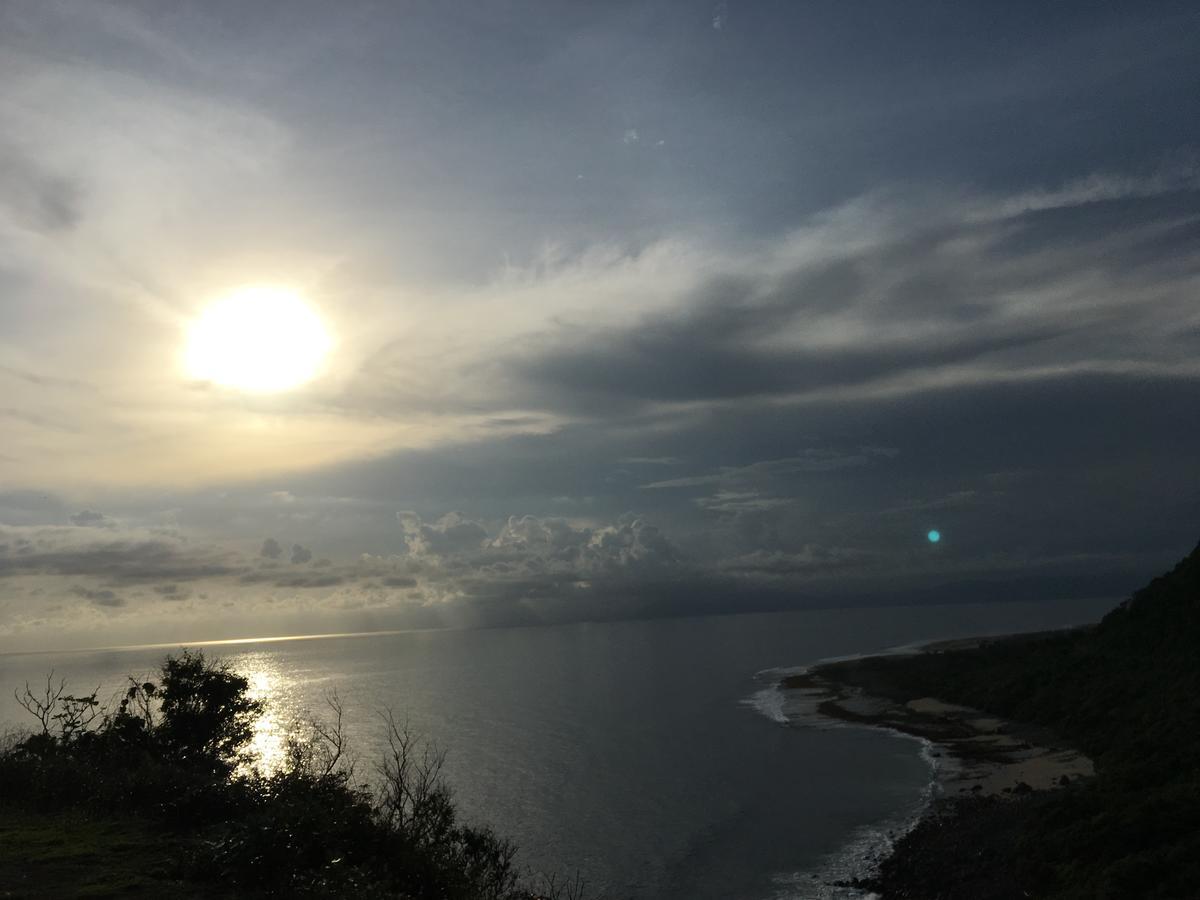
[{"left": 186, "top": 286, "right": 331, "bottom": 392}]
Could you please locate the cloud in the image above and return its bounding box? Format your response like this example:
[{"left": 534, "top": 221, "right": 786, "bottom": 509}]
[
  {"left": 0, "top": 525, "right": 238, "bottom": 583},
  {"left": 638, "top": 448, "right": 899, "bottom": 515},
  {"left": 0, "top": 5, "right": 1194, "bottom": 652},
  {"left": 0, "top": 491, "right": 66, "bottom": 526},
  {"left": 69, "top": 585, "right": 125, "bottom": 607},
  {"left": 0, "top": 146, "right": 82, "bottom": 232},
  {"left": 696, "top": 491, "right": 792, "bottom": 514},
  {"left": 977, "top": 164, "right": 1200, "bottom": 222},
  {"left": 398, "top": 512, "right": 489, "bottom": 557},
  {"left": 0, "top": 510, "right": 697, "bottom": 646},
  {"left": 479, "top": 181, "right": 1200, "bottom": 424},
  {"left": 878, "top": 490, "right": 982, "bottom": 516},
  {"left": 69, "top": 509, "right": 112, "bottom": 527},
  {"left": 3, "top": 148, "right": 1197, "bottom": 493},
  {"left": 0, "top": 488, "right": 1182, "bottom": 652},
  {"left": 0, "top": 510, "right": 684, "bottom": 636},
  {"left": 273, "top": 571, "right": 342, "bottom": 588},
  {"left": 719, "top": 546, "right": 876, "bottom": 578},
  {"left": 388, "top": 511, "right": 684, "bottom": 589},
  {"left": 488, "top": 514, "right": 682, "bottom": 575},
  {"left": 642, "top": 449, "right": 897, "bottom": 490}
]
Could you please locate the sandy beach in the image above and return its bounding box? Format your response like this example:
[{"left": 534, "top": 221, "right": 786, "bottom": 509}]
[{"left": 779, "top": 643, "right": 1094, "bottom": 800}]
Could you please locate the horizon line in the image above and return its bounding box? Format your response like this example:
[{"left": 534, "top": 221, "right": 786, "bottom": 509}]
[
  {"left": 0, "top": 592, "right": 1126, "bottom": 660},
  {"left": 0, "top": 627, "right": 433, "bottom": 659}
]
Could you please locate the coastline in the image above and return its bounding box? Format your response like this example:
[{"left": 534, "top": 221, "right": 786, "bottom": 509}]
[
  {"left": 778, "top": 631, "right": 1095, "bottom": 897},
  {"left": 783, "top": 653, "right": 1093, "bottom": 799}
]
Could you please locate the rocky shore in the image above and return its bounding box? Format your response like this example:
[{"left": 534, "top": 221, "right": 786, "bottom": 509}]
[
  {"left": 780, "top": 634, "right": 1097, "bottom": 898},
  {"left": 782, "top": 645, "right": 1093, "bottom": 800}
]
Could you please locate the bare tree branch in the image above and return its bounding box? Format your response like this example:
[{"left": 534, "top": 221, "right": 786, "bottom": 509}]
[
  {"left": 375, "top": 709, "right": 455, "bottom": 847},
  {"left": 14, "top": 672, "right": 66, "bottom": 736}
]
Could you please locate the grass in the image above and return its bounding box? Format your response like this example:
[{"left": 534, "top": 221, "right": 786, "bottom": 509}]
[{"left": 0, "top": 810, "right": 221, "bottom": 899}]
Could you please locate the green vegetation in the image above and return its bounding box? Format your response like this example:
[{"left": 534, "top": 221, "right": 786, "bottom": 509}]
[
  {"left": 1, "top": 650, "right": 585, "bottom": 899},
  {"left": 825, "top": 541, "right": 1200, "bottom": 899},
  {"left": 0, "top": 811, "right": 220, "bottom": 899}
]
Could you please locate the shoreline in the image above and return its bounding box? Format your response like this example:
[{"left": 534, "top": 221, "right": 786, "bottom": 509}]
[
  {"left": 782, "top": 671, "right": 1092, "bottom": 800},
  {"left": 782, "top": 630, "right": 1094, "bottom": 798},
  {"left": 778, "top": 632, "right": 1095, "bottom": 896}
]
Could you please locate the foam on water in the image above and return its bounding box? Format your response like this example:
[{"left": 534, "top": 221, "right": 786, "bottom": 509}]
[
  {"left": 741, "top": 665, "right": 811, "bottom": 724},
  {"left": 762, "top": 732, "right": 943, "bottom": 900},
  {"left": 742, "top": 656, "right": 951, "bottom": 900}
]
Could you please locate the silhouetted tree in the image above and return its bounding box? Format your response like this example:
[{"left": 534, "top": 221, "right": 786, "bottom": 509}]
[{"left": 155, "top": 650, "right": 262, "bottom": 769}]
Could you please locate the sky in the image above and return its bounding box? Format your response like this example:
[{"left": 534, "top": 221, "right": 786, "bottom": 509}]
[{"left": 1, "top": 0, "right": 1198, "bottom": 652}]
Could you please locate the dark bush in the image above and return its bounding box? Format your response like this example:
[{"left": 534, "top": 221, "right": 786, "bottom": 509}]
[{"left": 2, "top": 650, "right": 581, "bottom": 898}]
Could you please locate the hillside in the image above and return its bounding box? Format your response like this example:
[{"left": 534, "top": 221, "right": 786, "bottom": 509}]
[{"left": 817, "top": 541, "right": 1200, "bottom": 898}]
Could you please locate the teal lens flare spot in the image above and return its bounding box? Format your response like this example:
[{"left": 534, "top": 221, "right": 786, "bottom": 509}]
[{"left": 927, "top": 530, "right": 941, "bottom": 543}]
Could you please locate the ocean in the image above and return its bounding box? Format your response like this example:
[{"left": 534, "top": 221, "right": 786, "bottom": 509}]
[{"left": 0, "top": 598, "right": 1113, "bottom": 899}]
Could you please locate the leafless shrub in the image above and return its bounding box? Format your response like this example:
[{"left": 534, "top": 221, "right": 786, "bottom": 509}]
[
  {"left": 54, "top": 690, "right": 102, "bottom": 740},
  {"left": 282, "top": 689, "right": 355, "bottom": 780},
  {"left": 14, "top": 672, "right": 67, "bottom": 736},
  {"left": 460, "top": 827, "right": 521, "bottom": 898},
  {"left": 14, "top": 672, "right": 104, "bottom": 743},
  {"left": 375, "top": 710, "right": 457, "bottom": 847},
  {"left": 532, "top": 870, "right": 590, "bottom": 900}
]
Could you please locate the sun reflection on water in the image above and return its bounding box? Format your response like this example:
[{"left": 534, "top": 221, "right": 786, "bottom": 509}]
[{"left": 232, "top": 652, "right": 301, "bottom": 776}]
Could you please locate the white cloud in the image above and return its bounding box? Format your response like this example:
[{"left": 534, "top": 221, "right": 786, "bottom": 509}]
[
  {"left": 5, "top": 152, "right": 1193, "bottom": 491},
  {"left": 974, "top": 162, "right": 1200, "bottom": 222},
  {"left": 696, "top": 491, "right": 792, "bottom": 514},
  {"left": 712, "top": 2, "right": 728, "bottom": 31},
  {"left": 643, "top": 448, "right": 897, "bottom": 490},
  {"left": 398, "top": 511, "right": 489, "bottom": 558}
]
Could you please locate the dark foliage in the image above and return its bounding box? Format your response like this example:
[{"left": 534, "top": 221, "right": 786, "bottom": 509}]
[
  {"left": 156, "top": 652, "right": 263, "bottom": 770},
  {"left": 1, "top": 650, "right": 582, "bottom": 899},
  {"left": 829, "top": 540, "right": 1200, "bottom": 899}
]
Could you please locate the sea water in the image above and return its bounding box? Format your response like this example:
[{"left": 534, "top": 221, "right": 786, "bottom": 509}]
[{"left": 0, "top": 598, "right": 1112, "bottom": 899}]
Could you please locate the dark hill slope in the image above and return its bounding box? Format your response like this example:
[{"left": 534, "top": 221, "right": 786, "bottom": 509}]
[{"left": 825, "top": 541, "right": 1200, "bottom": 899}]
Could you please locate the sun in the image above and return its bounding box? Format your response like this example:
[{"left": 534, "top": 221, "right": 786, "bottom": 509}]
[{"left": 186, "top": 286, "right": 331, "bottom": 392}]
